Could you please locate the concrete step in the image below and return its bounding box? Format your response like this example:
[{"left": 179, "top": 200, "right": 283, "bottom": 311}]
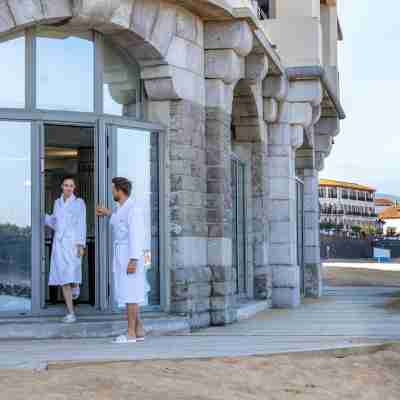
[{"left": 0, "top": 313, "right": 191, "bottom": 340}]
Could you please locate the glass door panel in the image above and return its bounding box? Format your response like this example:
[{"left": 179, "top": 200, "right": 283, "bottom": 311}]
[
  {"left": 231, "top": 158, "right": 247, "bottom": 297},
  {"left": 296, "top": 179, "right": 305, "bottom": 295},
  {"left": 108, "top": 126, "right": 160, "bottom": 308},
  {"left": 41, "top": 123, "right": 96, "bottom": 309},
  {"left": 0, "top": 121, "right": 32, "bottom": 313}
]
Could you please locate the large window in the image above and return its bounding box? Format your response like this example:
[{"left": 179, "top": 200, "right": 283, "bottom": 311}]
[
  {"left": 103, "top": 39, "right": 141, "bottom": 118},
  {"left": 0, "top": 122, "right": 31, "bottom": 312},
  {"left": 36, "top": 28, "right": 94, "bottom": 112},
  {"left": 0, "top": 28, "right": 144, "bottom": 116},
  {"left": 0, "top": 33, "right": 25, "bottom": 108}
]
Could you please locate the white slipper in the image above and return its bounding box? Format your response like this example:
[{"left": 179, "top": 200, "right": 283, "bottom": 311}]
[
  {"left": 62, "top": 313, "right": 77, "bottom": 324},
  {"left": 112, "top": 334, "right": 137, "bottom": 344}
]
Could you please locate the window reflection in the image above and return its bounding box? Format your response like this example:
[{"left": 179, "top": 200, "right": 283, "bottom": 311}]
[
  {"left": 103, "top": 39, "right": 141, "bottom": 117},
  {"left": 115, "top": 128, "right": 159, "bottom": 306},
  {"left": 36, "top": 28, "right": 94, "bottom": 112},
  {"left": 0, "top": 33, "right": 25, "bottom": 108},
  {"left": 0, "top": 121, "right": 31, "bottom": 312}
]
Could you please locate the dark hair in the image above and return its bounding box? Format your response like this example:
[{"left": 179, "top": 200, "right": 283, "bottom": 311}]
[
  {"left": 112, "top": 177, "right": 132, "bottom": 197},
  {"left": 62, "top": 176, "right": 76, "bottom": 184}
]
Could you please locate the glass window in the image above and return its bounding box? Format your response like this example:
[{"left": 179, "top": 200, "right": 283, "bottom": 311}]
[
  {"left": 36, "top": 28, "right": 94, "bottom": 112},
  {"left": 0, "top": 33, "right": 25, "bottom": 108},
  {"left": 114, "top": 128, "right": 159, "bottom": 306},
  {"left": 0, "top": 121, "right": 31, "bottom": 312},
  {"left": 103, "top": 38, "right": 141, "bottom": 117}
]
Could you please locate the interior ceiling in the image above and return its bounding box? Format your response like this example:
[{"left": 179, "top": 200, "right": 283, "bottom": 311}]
[{"left": 45, "top": 125, "right": 94, "bottom": 148}]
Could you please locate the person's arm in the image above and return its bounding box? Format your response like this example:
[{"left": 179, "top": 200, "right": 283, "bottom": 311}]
[
  {"left": 96, "top": 206, "right": 112, "bottom": 217},
  {"left": 76, "top": 199, "right": 87, "bottom": 248},
  {"left": 44, "top": 201, "right": 57, "bottom": 230},
  {"left": 127, "top": 205, "right": 142, "bottom": 273}
]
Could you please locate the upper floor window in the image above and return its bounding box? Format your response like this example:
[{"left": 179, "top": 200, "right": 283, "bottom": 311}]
[
  {"left": 36, "top": 28, "right": 94, "bottom": 112},
  {"left": 254, "top": 0, "right": 270, "bottom": 19},
  {"left": 328, "top": 187, "right": 337, "bottom": 199},
  {"left": 103, "top": 38, "right": 142, "bottom": 118},
  {"left": 0, "top": 33, "right": 25, "bottom": 108},
  {"left": 357, "top": 191, "right": 366, "bottom": 202},
  {"left": 0, "top": 28, "right": 143, "bottom": 119},
  {"left": 342, "top": 189, "right": 349, "bottom": 200},
  {"left": 319, "top": 187, "right": 325, "bottom": 198}
]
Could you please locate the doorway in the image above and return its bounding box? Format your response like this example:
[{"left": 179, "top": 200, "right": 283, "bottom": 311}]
[
  {"left": 43, "top": 124, "right": 96, "bottom": 307},
  {"left": 231, "top": 157, "right": 247, "bottom": 297}
]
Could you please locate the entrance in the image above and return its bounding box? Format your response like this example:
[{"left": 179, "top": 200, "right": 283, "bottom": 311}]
[
  {"left": 42, "top": 124, "right": 96, "bottom": 307},
  {"left": 231, "top": 157, "right": 247, "bottom": 297},
  {"left": 296, "top": 178, "right": 305, "bottom": 295}
]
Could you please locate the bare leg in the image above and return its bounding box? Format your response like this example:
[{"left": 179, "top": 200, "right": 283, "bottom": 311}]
[
  {"left": 62, "top": 284, "right": 74, "bottom": 315},
  {"left": 136, "top": 313, "right": 145, "bottom": 339},
  {"left": 127, "top": 303, "right": 139, "bottom": 337}
]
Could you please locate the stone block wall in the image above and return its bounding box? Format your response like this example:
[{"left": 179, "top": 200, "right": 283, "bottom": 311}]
[{"left": 168, "top": 99, "right": 211, "bottom": 328}]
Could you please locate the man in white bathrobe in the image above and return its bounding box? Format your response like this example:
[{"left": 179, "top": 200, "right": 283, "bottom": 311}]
[
  {"left": 96, "top": 177, "right": 145, "bottom": 343},
  {"left": 45, "top": 176, "right": 86, "bottom": 323}
]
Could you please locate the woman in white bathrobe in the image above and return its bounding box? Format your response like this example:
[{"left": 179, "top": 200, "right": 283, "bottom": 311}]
[
  {"left": 45, "top": 176, "right": 86, "bottom": 323},
  {"left": 96, "top": 177, "right": 145, "bottom": 343}
]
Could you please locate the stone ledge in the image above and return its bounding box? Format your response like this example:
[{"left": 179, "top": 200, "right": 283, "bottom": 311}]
[
  {"left": 235, "top": 300, "right": 270, "bottom": 321},
  {"left": 0, "top": 314, "right": 191, "bottom": 340}
]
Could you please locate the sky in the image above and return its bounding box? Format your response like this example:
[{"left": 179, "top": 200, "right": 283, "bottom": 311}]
[{"left": 320, "top": 0, "right": 400, "bottom": 195}]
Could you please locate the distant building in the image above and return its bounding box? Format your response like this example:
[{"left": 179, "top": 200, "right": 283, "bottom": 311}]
[
  {"left": 319, "top": 179, "right": 377, "bottom": 232},
  {"left": 379, "top": 206, "right": 400, "bottom": 236},
  {"left": 375, "top": 197, "right": 395, "bottom": 215}
]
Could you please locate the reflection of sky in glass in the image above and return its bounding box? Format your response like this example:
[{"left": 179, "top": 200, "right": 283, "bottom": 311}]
[
  {"left": 36, "top": 34, "right": 94, "bottom": 112},
  {"left": 116, "top": 128, "right": 151, "bottom": 247},
  {"left": 104, "top": 84, "right": 123, "bottom": 115},
  {"left": 0, "top": 122, "right": 31, "bottom": 227},
  {"left": 0, "top": 36, "right": 25, "bottom": 108}
]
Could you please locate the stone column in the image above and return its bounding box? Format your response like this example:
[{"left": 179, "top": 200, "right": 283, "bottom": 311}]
[
  {"left": 251, "top": 140, "right": 271, "bottom": 301},
  {"left": 267, "top": 122, "right": 304, "bottom": 307},
  {"left": 204, "top": 20, "right": 253, "bottom": 325},
  {"left": 302, "top": 167, "right": 322, "bottom": 297},
  {"left": 263, "top": 76, "right": 319, "bottom": 308}
]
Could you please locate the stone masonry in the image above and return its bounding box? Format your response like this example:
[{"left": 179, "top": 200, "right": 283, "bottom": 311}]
[{"left": 0, "top": 0, "right": 344, "bottom": 328}]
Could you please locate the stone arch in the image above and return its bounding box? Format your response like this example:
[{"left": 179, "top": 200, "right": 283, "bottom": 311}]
[
  {"left": 231, "top": 79, "right": 264, "bottom": 143},
  {"left": 0, "top": 0, "right": 205, "bottom": 104}
]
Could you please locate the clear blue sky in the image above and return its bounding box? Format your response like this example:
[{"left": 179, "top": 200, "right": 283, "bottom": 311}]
[{"left": 320, "top": 0, "right": 400, "bottom": 195}]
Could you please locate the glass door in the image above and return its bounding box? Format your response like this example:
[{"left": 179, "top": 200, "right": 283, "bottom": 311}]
[
  {"left": 296, "top": 178, "right": 305, "bottom": 295},
  {"left": 107, "top": 125, "right": 160, "bottom": 310},
  {"left": 40, "top": 122, "right": 98, "bottom": 312},
  {"left": 231, "top": 157, "right": 247, "bottom": 298}
]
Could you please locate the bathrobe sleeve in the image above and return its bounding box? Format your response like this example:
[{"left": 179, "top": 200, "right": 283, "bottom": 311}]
[
  {"left": 45, "top": 200, "right": 57, "bottom": 230},
  {"left": 128, "top": 204, "right": 142, "bottom": 261},
  {"left": 76, "top": 199, "right": 87, "bottom": 247}
]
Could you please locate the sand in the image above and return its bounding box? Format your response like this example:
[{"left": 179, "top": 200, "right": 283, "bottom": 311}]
[{"left": 0, "top": 344, "right": 399, "bottom": 400}]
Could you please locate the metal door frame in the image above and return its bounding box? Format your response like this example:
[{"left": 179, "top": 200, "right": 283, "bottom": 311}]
[{"left": 105, "top": 120, "right": 166, "bottom": 313}]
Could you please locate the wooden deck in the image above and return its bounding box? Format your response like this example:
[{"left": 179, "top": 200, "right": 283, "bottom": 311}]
[{"left": 1, "top": 286, "right": 399, "bottom": 369}]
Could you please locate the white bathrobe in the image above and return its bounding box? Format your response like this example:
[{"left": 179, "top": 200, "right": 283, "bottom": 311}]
[
  {"left": 45, "top": 194, "right": 86, "bottom": 286},
  {"left": 110, "top": 198, "right": 145, "bottom": 307}
]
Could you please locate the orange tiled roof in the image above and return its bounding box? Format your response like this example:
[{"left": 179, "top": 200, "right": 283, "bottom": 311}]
[
  {"left": 319, "top": 179, "right": 375, "bottom": 192},
  {"left": 375, "top": 198, "right": 394, "bottom": 206},
  {"left": 379, "top": 206, "right": 400, "bottom": 220}
]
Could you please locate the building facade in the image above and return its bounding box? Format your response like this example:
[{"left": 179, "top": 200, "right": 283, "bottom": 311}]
[
  {"left": 0, "top": 0, "right": 344, "bottom": 329},
  {"left": 375, "top": 197, "right": 395, "bottom": 215},
  {"left": 319, "top": 179, "right": 377, "bottom": 232},
  {"left": 379, "top": 207, "right": 400, "bottom": 236}
]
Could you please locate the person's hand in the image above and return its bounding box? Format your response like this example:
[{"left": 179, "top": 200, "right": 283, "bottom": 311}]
[
  {"left": 96, "top": 205, "right": 111, "bottom": 217},
  {"left": 77, "top": 245, "right": 85, "bottom": 258},
  {"left": 127, "top": 259, "right": 138, "bottom": 274}
]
